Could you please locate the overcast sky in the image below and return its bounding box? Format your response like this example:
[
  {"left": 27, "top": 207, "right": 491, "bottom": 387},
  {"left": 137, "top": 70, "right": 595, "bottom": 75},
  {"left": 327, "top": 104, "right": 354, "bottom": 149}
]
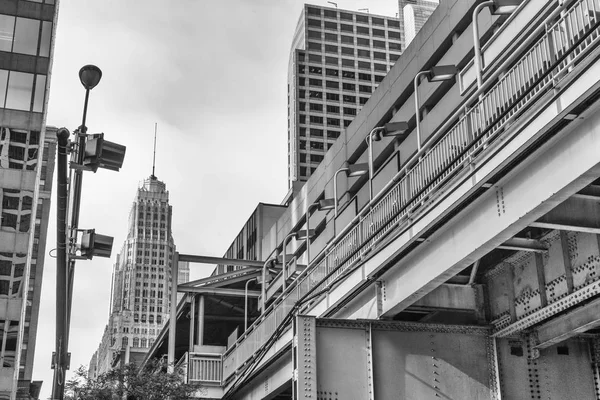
[{"left": 34, "top": 0, "right": 399, "bottom": 397}]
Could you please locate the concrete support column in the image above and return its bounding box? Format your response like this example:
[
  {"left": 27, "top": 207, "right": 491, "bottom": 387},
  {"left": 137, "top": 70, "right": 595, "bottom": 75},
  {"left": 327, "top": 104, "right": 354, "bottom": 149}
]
[
  {"left": 189, "top": 294, "right": 196, "bottom": 351},
  {"left": 197, "top": 295, "right": 205, "bottom": 347}
]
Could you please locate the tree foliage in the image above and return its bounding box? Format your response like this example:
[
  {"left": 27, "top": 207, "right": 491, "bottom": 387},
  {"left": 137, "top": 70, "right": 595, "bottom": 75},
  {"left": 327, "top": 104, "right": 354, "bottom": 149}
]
[{"left": 64, "top": 360, "right": 199, "bottom": 400}]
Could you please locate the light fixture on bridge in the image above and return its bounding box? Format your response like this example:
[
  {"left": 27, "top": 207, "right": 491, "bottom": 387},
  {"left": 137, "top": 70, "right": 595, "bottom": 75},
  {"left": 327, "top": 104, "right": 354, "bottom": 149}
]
[
  {"left": 414, "top": 65, "right": 457, "bottom": 151},
  {"left": 366, "top": 122, "right": 410, "bottom": 201},
  {"left": 473, "top": 1, "right": 521, "bottom": 88}
]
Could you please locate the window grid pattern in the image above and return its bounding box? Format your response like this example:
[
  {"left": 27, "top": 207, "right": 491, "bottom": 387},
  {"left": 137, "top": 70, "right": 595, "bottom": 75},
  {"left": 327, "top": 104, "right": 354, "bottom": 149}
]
[{"left": 290, "top": 6, "right": 403, "bottom": 182}]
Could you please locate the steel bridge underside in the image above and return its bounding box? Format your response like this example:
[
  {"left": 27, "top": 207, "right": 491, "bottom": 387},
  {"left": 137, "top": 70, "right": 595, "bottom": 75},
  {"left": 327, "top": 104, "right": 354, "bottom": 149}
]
[{"left": 227, "top": 30, "right": 600, "bottom": 400}]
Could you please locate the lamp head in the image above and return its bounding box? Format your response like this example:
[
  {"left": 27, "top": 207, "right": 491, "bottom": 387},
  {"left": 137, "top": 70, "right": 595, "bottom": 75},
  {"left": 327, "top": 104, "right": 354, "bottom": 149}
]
[
  {"left": 318, "top": 198, "right": 335, "bottom": 211},
  {"left": 373, "top": 121, "right": 410, "bottom": 141},
  {"left": 491, "top": 0, "right": 520, "bottom": 14},
  {"left": 79, "top": 65, "right": 102, "bottom": 90},
  {"left": 295, "top": 229, "right": 315, "bottom": 240},
  {"left": 427, "top": 65, "right": 458, "bottom": 82},
  {"left": 346, "top": 163, "right": 369, "bottom": 177}
]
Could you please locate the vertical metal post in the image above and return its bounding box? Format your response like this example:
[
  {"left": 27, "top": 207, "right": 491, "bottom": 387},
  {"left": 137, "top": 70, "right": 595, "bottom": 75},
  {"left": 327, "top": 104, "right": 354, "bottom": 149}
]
[
  {"left": 368, "top": 131, "right": 374, "bottom": 201},
  {"left": 51, "top": 128, "right": 70, "bottom": 400},
  {"left": 168, "top": 251, "right": 179, "bottom": 371},
  {"left": 244, "top": 279, "right": 255, "bottom": 331},
  {"left": 65, "top": 89, "right": 91, "bottom": 336},
  {"left": 473, "top": 2, "right": 495, "bottom": 89},
  {"left": 333, "top": 167, "right": 348, "bottom": 219},
  {"left": 414, "top": 70, "right": 429, "bottom": 151}
]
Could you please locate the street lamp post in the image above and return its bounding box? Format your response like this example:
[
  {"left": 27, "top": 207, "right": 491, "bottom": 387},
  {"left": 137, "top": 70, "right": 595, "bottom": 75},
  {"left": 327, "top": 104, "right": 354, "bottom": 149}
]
[
  {"left": 473, "top": 1, "right": 520, "bottom": 89},
  {"left": 333, "top": 163, "right": 369, "bottom": 218},
  {"left": 305, "top": 198, "right": 335, "bottom": 266},
  {"left": 366, "top": 122, "right": 410, "bottom": 200},
  {"left": 281, "top": 229, "right": 313, "bottom": 291},
  {"left": 51, "top": 65, "right": 126, "bottom": 400},
  {"left": 414, "top": 65, "right": 458, "bottom": 150}
]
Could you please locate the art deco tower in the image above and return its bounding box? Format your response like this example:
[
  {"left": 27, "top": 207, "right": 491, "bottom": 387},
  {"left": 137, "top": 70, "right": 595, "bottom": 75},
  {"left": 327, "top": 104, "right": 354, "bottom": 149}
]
[{"left": 89, "top": 173, "right": 189, "bottom": 376}]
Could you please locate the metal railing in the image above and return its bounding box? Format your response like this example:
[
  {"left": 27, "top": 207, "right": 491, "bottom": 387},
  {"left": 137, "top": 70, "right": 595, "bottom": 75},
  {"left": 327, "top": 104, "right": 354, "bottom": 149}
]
[
  {"left": 222, "top": 0, "right": 600, "bottom": 382},
  {"left": 187, "top": 353, "right": 223, "bottom": 384}
]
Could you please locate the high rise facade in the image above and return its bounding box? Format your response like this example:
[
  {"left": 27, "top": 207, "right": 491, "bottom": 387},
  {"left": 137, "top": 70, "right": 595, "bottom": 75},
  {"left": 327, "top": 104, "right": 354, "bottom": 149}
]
[
  {"left": 89, "top": 175, "right": 189, "bottom": 376},
  {"left": 0, "top": 1, "right": 60, "bottom": 399},
  {"left": 287, "top": 5, "right": 402, "bottom": 186},
  {"left": 398, "top": 0, "right": 438, "bottom": 50}
]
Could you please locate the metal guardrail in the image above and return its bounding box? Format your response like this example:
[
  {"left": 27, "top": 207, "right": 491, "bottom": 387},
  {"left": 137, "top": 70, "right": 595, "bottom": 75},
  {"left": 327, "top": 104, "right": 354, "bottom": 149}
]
[
  {"left": 222, "top": 0, "right": 600, "bottom": 381},
  {"left": 187, "top": 353, "right": 223, "bottom": 384}
]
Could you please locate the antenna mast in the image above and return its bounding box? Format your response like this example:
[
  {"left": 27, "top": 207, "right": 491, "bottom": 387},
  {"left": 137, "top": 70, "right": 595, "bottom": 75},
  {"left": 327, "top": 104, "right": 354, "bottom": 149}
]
[{"left": 152, "top": 123, "right": 157, "bottom": 179}]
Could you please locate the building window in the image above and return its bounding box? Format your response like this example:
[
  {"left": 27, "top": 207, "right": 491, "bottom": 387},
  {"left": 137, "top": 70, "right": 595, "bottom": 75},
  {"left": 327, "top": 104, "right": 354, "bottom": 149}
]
[
  {"left": 308, "top": 42, "right": 321, "bottom": 52},
  {"left": 388, "top": 31, "right": 400, "bottom": 40},
  {"left": 359, "top": 85, "right": 371, "bottom": 94},
  {"left": 326, "top": 92, "right": 339, "bottom": 101},
  {"left": 326, "top": 105, "right": 340, "bottom": 113},
  {"left": 309, "top": 78, "right": 322, "bottom": 87},
  {"left": 343, "top": 94, "right": 356, "bottom": 103},
  {"left": 358, "top": 61, "right": 371, "bottom": 70},
  {"left": 326, "top": 80, "right": 339, "bottom": 89},
  {"left": 389, "top": 42, "right": 402, "bottom": 52},
  {"left": 324, "top": 21, "right": 338, "bottom": 30},
  {"left": 340, "top": 24, "right": 353, "bottom": 33},
  {"left": 327, "top": 118, "right": 340, "bottom": 126},
  {"left": 307, "top": 18, "right": 321, "bottom": 28},
  {"left": 344, "top": 107, "right": 357, "bottom": 116},
  {"left": 357, "top": 26, "right": 369, "bottom": 35},
  {"left": 340, "top": 12, "right": 352, "bottom": 21},
  {"left": 309, "top": 66, "right": 322, "bottom": 75},
  {"left": 341, "top": 47, "right": 354, "bottom": 56},
  {"left": 342, "top": 70, "right": 355, "bottom": 79},
  {"left": 325, "top": 68, "right": 339, "bottom": 77},
  {"left": 372, "top": 28, "right": 385, "bottom": 37},
  {"left": 309, "top": 90, "right": 322, "bottom": 99},
  {"left": 324, "top": 32, "right": 338, "bottom": 42},
  {"left": 310, "top": 154, "right": 324, "bottom": 163},
  {"left": 373, "top": 40, "right": 386, "bottom": 49},
  {"left": 342, "top": 83, "right": 355, "bottom": 92},
  {"left": 372, "top": 17, "right": 384, "bottom": 26},
  {"left": 308, "top": 30, "right": 321, "bottom": 39},
  {"left": 374, "top": 52, "right": 386, "bottom": 60},
  {"left": 327, "top": 130, "right": 340, "bottom": 139},
  {"left": 357, "top": 49, "right": 370, "bottom": 59},
  {"left": 0, "top": 15, "right": 53, "bottom": 57},
  {"left": 309, "top": 103, "right": 323, "bottom": 112},
  {"left": 324, "top": 44, "right": 338, "bottom": 54},
  {"left": 357, "top": 37, "right": 370, "bottom": 47},
  {"left": 310, "top": 141, "right": 324, "bottom": 150},
  {"left": 310, "top": 128, "right": 324, "bottom": 137},
  {"left": 309, "top": 115, "right": 323, "bottom": 124},
  {"left": 374, "top": 63, "right": 387, "bottom": 72}
]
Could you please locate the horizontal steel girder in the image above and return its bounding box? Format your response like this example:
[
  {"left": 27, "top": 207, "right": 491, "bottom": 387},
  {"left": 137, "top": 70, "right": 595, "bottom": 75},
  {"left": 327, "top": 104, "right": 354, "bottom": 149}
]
[
  {"left": 180, "top": 268, "right": 261, "bottom": 288},
  {"left": 534, "top": 296, "right": 600, "bottom": 349},
  {"left": 497, "top": 237, "right": 548, "bottom": 252},
  {"left": 530, "top": 196, "right": 600, "bottom": 234},
  {"left": 176, "top": 286, "right": 261, "bottom": 297},
  {"left": 177, "top": 253, "right": 264, "bottom": 268},
  {"left": 411, "top": 283, "right": 483, "bottom": 311}
]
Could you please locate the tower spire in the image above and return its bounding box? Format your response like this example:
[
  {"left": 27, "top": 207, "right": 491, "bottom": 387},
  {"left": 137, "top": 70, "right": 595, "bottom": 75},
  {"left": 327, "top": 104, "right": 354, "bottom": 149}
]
[{"left": 151, "top": 123, "right": 157, "bottom": 179}]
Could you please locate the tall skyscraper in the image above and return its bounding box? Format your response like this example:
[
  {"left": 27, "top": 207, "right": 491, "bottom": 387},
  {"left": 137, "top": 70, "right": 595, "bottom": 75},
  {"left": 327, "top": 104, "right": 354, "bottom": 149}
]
[
  {"left": 0, "top": 1, "right": 60, "bottom": 399},
  {"left": 287, "top": 5, "right": 403, "bottom": 186},
  {"left": 399, "top": 0, "right": 438, "bottom": 50},
  {"left": 89, "top": 174, "right": 189, "bottom": 376}
]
